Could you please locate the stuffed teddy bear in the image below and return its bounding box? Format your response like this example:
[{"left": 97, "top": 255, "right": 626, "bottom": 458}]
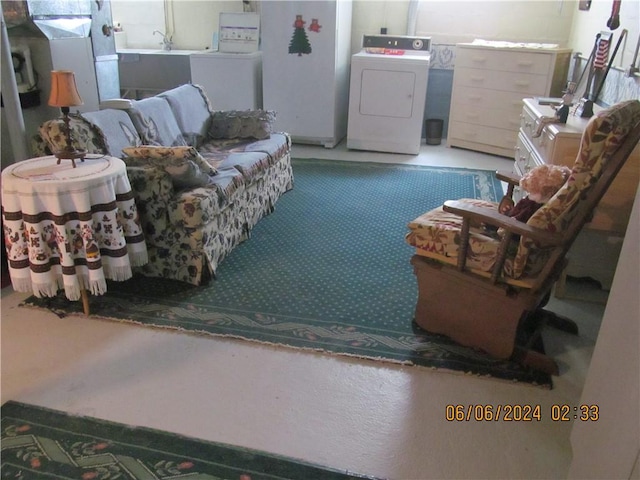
[{"left": 502, "top": 164, "right": 571, "bottom": 223}]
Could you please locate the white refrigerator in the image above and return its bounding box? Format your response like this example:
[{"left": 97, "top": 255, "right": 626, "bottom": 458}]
[{"left": 261, "top": 0, "right": 352, "bottom": 148}]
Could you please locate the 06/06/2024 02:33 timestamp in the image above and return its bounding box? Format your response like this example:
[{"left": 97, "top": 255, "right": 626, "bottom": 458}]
[{"left": 444, "top": 404, "right": 600, "bottom": 422}]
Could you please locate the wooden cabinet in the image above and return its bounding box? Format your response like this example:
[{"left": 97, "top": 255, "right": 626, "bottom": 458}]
[
  {"left": 517, "top": 98, "right": 640, "bottom": 289},
  {"left": 448, "top": 43, "right": 571, "bottom": 158}
]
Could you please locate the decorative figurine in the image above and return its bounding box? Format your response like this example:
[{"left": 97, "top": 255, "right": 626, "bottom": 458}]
[{"left": 533, "top": 82, "right": 577, "bottom": 138}]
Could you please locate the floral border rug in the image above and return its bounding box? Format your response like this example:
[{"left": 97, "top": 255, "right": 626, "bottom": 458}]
[
  {"left": 1, "top": 401, "right": 377, "bottom": 479},
  {"left": 22, "top": 159, "right": 552, "bottom": 387}
]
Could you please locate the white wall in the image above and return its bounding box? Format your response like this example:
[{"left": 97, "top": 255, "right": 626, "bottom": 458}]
[
  {"left": 351, "top": 1, "right": 577, "bottom": 54},
  {"left": 414, "top": 0, "right": 576, "bottom": 46},
  {"left": 350, "top": 0, "right": 409, "bottom": 53},
  {"left": 111, "top": 0, "right": 243, "bottom": 50},
  {"left": 568, "top": 0, "right": 639, "bottom": 72},
  {"left": 568, "top": 184, "right": 640, "bottom": 479},
  {"left": 111, "top": 0, "right": 640, "bottom": 69}
]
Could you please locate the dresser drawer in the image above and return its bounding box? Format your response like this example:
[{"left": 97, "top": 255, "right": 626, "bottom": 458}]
[
  {"left": 456, "top": 48, "right": 553, "bottom": 74},
  {"left": 449, "top": 101, "right": 521, "bottom": 131},
  {"left": 452, "top": 85, "right": 526, "bottom": 112},
  {"left": 449, "top": 120, "right": 518, "bottom": 152},
  {"left": 514, "top": 132, "right": 544, "bottom": 176},
  {"left": 519, "top": 102, "right": 539, "bottom": 138},
  {"left": 454, "top": 67, "right": 549, "bottom": 95}
]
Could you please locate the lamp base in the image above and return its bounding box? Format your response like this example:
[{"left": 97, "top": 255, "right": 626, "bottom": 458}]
[{"left": 53, "top": 148, "right": 87, "bottom": 168}]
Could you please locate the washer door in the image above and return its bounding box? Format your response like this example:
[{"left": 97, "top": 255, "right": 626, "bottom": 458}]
[{"left": 359, "top": 69, "right": 416, "bottom": 118}]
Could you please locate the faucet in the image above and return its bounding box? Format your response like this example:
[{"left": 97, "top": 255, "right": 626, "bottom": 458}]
[{"left": 153, "top": 30, "right": 173, "bottom": 51}]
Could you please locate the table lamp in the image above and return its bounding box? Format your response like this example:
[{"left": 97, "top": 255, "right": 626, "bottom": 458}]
[{"left": 48, "top": 70, "right": 86, "bottom": 167}]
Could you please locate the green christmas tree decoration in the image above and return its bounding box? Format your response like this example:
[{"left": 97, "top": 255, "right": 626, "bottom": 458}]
[{"left": 289, "top": 15, "right": 312, "bottom": 56}]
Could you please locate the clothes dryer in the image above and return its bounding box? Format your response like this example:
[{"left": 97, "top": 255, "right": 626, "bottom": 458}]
[{"left": 347, "top": 36, "right": 431, "bottom": 155}]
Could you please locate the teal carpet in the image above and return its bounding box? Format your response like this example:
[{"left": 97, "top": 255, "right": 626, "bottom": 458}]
[
  {"left": 23, "top": 159, "right": 551, "bottom": 387},
  {"left": 1, "top": 401, "right": 377, "bottom": 479}
]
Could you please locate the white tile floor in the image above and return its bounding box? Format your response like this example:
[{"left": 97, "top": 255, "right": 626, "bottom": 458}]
[{"left": 1, "top": 141, "right": 607, "bottom": 479}]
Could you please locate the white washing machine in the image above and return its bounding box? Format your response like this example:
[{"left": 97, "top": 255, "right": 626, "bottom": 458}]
[{"left": 347, "top": 35, "right": 431, "bottom": 155}]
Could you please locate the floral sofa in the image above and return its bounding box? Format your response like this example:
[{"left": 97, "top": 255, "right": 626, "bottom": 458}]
[{"left": 36, "top": 84, "right": 293, "bottom": 285}]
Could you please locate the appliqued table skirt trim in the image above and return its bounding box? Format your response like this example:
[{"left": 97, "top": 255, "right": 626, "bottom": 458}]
[{"left": 7, "top": 249, "right": 148, "bottom": 301}]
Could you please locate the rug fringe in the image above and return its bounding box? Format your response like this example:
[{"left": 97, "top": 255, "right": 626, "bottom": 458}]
[{"left": 19, "top": 302, "right": 551, "bottom": 390}]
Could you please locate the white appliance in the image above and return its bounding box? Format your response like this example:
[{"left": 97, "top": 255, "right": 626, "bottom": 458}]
[
  {"left": 261, "top": 0, "right": 352, "bottom": 148},
  {"left": 190, "top": 51, "right": 262, "bottom": 110},
  {"left": 347, "top": 35, "right": 432, "bottom": 155},
  {"left": 218, "top": 12, "right": 260, "bottom": 54}
]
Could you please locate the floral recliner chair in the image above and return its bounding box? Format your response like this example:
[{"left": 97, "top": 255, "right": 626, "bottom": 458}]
[
  {"left": 405, "top": 99, "right": 640, "bottom": 374},
  {"left": 407, "top": 99, "right": 640, "bottom": 287}
]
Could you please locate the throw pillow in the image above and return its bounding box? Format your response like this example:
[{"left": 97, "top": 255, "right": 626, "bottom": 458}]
[
  {"left": 122, "top": 146, "right": 217, "bottom": 190},
  {"left": 209, "top": 110, "right": 276, "bottom": 140}
]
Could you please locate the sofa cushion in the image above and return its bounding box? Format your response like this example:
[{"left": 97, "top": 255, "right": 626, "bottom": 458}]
[
  {"left": 159, "top": 84, "right": 213, "bottom": 147},
  {"left": 122, "top": 145, "right": 217, "bottom": 190},
  {"left": 217, "top": 152, "right": 272, "bottom": 184},
  {"left": 209, "top": 110, "right": 276, "bottom": 140},
  {"left": 127, "top": 97, "right": 188, "bottom": 147},
  {"left": 199, "top": 132, "right": 290, "bottom": 170},
  {"left": 81, "top": 109, "right": 142, "bottom": 158}
]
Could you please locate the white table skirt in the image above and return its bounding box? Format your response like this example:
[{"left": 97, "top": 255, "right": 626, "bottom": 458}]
[{"left": 2, "top": 155, "right": 148, "bottom": 301}]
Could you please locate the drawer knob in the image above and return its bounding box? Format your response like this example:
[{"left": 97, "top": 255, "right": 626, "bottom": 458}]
[
  {"left": 515, "top": 80, "right": 530, "bottom": 87},
  {"left": 472, "top": 56, "right": 487, "bottom": 63},
  {"left": 517, "top": 61, "right": 534, "bottom": 67},
  {"left": 471, "top": 76, "right": 485, "bottom": 82}
]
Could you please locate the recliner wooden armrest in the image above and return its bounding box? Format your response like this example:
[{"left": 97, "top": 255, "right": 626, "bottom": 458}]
[
  {"left": 495, "top": 170, "right": 521, "bottom": 186},
  {"left": 494, "top": 170, "right": 522, "bottom": 213},
  {"left": 443, "top": 199, "right": 567, "bottom": 284},
  {"left": 443, "top": 200, "right": 565, "bottom": 246}
]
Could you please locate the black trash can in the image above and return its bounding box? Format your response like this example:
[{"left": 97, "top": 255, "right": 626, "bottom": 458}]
[{"left": 425, "top": 118, "right": 444, "bottom": 145}]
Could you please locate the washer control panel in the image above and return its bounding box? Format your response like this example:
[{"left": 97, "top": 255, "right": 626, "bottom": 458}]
[{"left": 363, "top": 35, "right": 431, "bottom": 52}]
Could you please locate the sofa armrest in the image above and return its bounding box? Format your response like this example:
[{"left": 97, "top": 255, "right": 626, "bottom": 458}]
[
  {"left": 31, "top": 133, "right": 52, "bottom": 157},
  {"left": 126, "top": 166, "right": 174, "bottom": 236},
  {"left": 39, "top": 113, "right": 108, "bottom": 155}
]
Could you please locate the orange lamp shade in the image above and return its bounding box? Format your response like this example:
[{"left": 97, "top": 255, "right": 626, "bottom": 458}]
[{"left": 48, "top": 70, "right": 83, "bottom": 107}]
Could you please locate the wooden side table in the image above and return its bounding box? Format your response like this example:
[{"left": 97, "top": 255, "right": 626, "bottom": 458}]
[{"left": 1, "top": 155, "right": 148, "bottom": 313}]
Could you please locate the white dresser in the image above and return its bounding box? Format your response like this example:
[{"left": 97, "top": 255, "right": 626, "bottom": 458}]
[
  {"left": 448, "top": 42, "right": 571, "bottom": 158},
  {"left": 517, "top": 98, "right": 640, "bottom": 289}
]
